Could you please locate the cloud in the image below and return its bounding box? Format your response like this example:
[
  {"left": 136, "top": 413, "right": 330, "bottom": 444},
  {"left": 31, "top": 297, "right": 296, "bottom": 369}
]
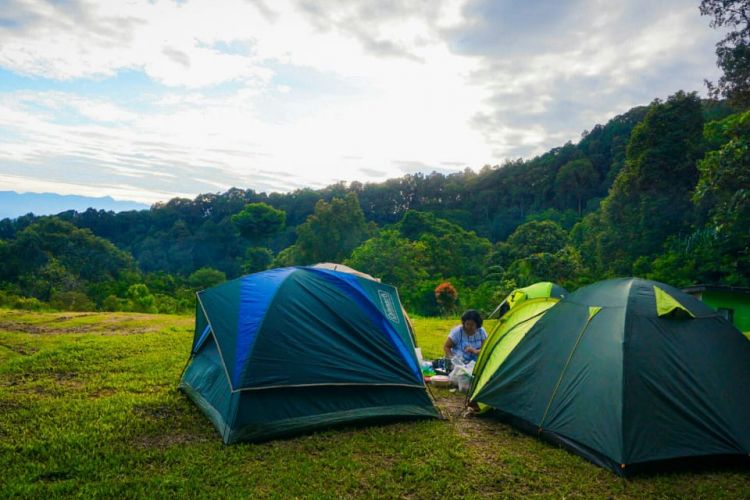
[
  {"left": 293, "top": 0, "right": 454, "bottom": 61},
  {"left": 447, "top": 0, "right": 725, "bottom": 158},
  {"left": 0, "top": 0, "right": 730, "bottom": 204},
  {"left": 359, "top": 168, "right": 387, "bottom": 177},
  {"left": 393, "top": 160, "right": 456, "bottom": 175},
  {"left": 0, "top": 0, "right": 273, "bottom": 86}
]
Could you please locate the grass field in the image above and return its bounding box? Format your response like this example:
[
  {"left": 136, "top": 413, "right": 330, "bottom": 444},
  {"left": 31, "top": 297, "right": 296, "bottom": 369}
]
[{"left": 1, "top": 309, "right": 748, "bottom": 498}]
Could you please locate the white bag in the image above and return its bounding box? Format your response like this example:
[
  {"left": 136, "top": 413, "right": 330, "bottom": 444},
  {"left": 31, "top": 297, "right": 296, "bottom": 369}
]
[{"left": 449, "top": 358, "right": 475, "bottom": 393}]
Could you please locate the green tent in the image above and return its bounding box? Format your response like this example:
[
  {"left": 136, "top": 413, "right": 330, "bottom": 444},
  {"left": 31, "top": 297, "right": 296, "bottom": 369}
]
[
  {"left": 180, "top": 266, "right": 439, "bottom": 443},
  {"left": 469, "top": 282, "right": 567, "bottom": 408},
  {"left": 472, "top": 278, "right": 750, "bottom": 475}
]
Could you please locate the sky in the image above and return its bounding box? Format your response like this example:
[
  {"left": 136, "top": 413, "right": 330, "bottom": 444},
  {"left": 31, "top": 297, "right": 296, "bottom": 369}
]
[{"left": 0, "top": 0, "right": 726, "bottom": 204}]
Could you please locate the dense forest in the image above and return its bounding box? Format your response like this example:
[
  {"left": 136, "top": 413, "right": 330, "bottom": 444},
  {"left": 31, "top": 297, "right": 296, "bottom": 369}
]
[{"left": 1, "top": 1, "right": 748, "bottom": 316}]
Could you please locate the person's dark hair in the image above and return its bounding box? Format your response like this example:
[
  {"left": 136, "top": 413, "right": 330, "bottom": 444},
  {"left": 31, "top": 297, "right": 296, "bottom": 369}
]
[{"left": 461, "top": 309, "right": 483, "bottom": 328}]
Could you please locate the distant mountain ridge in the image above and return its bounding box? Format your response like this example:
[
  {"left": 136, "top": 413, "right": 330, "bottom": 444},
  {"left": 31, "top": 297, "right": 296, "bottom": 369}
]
[{"left": 0, "top": 191, "right": 150, "bottom": 219}]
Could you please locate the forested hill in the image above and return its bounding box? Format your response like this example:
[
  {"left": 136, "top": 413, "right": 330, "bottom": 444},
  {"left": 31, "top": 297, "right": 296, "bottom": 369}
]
[
  {"left": 0, "top": 102, "right": 658, "bottom": 261},
  {"left": 1, "top": 94, "right": 747, "bottom": 316}
]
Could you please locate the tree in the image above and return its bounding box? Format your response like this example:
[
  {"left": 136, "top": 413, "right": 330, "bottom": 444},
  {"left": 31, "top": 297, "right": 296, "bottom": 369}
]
[
  {"left": 231, "top": 203, "right": 286, "bottom": 242},
  {"left": 692, "top": 109, "right": 750, "bottom": 283},
  {"left": 346, "top": 230, "right": 428, "bottom": 287},
  {"left": 127, "top": 284, "right": 156, "bottom": 313},
  {"left": 243, "top": 247, "right": 273, "bottom": 274},
  {"left": 0, "top": 217, "right": 134, "bottom": 301},
  {"left": 435, "top": 282, "right": 458, "bottom": 315},
  {"left": 188, "top": 267, "right": 227, "bottom": 290},
  {"left": 583, "top": 92, "right": 705, "bottom": 275},
  {"left": 506, "top": 220, "right": 568, "bottom": 258},
  {"left": 700, "top": 0, "right": 750, "bottom": 106},
  {"left": 503, "top": 246, "right": 584, "bottom": 289},
  {"left": 295, "top": 193, "right": 375, "bottom": 264},
  {"left": 396, "top": 211, "right": 492, "bottom": 286},
  {"left": 554, "top": 158, "right": 598, "bottom": 215}
]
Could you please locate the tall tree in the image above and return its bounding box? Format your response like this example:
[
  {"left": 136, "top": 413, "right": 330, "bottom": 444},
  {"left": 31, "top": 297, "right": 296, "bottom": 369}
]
[
  {"left": 693, "top": 109, "right": 750, "bottom": 283},
  {"left": 346, "top": 230, "right": 427, "bottom": 287},
  {"left": 700, "top": 0, "right": 750, "bottom": 106},
  {"left": 588, "top": 92, "right": 705, "bottom": 275},
  {"left": 231, "top": 203, "right": 286, "bottom": 242},
  {"left": 554, "top": 158, "right": 598, "bottom": 215},
  {"left": 506, "top": 220, "right": 568, "bottom": 258},
  {"left": 295, "top": 193, "right": 375, "bottom": 264}
]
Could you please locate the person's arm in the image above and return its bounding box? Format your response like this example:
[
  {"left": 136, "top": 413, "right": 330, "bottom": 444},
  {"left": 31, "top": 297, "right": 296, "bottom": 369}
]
[
  {"left": 443, "top": 337, "right": 455, "bottom": 358},
  {"left": 464, "top": 329, "right": 487, "bottom": 354}
]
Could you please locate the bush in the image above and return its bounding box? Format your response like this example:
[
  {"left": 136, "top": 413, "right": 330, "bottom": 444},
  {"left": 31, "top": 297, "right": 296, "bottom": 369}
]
[
  {"left": 12, "top": 296, "right": 45, "bottom": 311},
  {"left": 49, "top": 291, "right": 95, "bottom": 312},
  {"left": 188, "top": 268, "right": 226, "bottom": 291},
  {"left": 154, "top": 294, "right": 180, "bottom": 314},
  {"left": 102, "top": 294, "right": 126, "bottom": 312},
  {"left": 435, "top": 282, "right": 458, "bottom": 316},
  {"left": 127, "top": 284, "right": 157, "bottom": 313}
]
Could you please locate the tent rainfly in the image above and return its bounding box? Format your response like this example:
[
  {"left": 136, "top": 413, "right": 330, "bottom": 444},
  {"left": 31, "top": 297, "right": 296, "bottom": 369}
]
[
  {"left": 468, "top": 282, "right": 567, "bottom": 410},
  {"left": 180, "top": 266, "right": 439, "bottom": 443},
  {"left": 470, "top": 277, "right": 750, "bottom": 475}
]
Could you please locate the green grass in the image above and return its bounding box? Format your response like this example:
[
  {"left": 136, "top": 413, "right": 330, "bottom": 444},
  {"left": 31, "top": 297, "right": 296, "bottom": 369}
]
[{"left": 1, "top": 309, "right": 748, "bottom": 498}]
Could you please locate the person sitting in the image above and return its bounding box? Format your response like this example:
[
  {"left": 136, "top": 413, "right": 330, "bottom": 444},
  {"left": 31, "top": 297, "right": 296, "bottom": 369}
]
[{"left": 443, "top": 309, "right": 488, "bottom": 363}]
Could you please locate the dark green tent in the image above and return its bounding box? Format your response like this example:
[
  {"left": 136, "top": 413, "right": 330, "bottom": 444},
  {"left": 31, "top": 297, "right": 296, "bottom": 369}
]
[
  {"left": 471, "top": 278, "right": 750, "bottom": 475},
  {"left": 180, "top": 266, "right": 439, "bottom": 443}
]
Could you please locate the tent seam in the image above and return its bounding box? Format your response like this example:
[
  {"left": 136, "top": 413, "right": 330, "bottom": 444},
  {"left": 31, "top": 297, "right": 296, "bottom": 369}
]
[
  {"left": 620, "top": 277, "right": 635, "bottom": 466},
  {"left": 236, "top": 268, "right": 297, "bottom": 386},
  {"left": 468, "top": 305, "right": 552, "bottom": 401},
  {"left": 196, "top": 292, "right": 237, "bottom": 392},
  {"left": 231, "top": 382, "right": 427, "bottom": 393},
  {"left": 538, "top": 309, "right": 598, "bottom": 431}
]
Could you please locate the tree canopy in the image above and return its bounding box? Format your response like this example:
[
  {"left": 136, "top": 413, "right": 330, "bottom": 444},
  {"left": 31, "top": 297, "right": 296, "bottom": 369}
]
[{"left": 701, "top": 0, "right": 750, "bottom": 106}]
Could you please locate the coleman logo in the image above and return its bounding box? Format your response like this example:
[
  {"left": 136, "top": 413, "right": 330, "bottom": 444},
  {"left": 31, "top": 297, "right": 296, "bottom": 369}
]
[{"left": 378, "top": 290, "right": 400, "bottom": 324}]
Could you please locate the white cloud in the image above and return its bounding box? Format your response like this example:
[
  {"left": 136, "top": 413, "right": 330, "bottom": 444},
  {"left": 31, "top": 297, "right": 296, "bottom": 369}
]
[{"left": 0, "top": 0, "right": 730, "bottom": 202}]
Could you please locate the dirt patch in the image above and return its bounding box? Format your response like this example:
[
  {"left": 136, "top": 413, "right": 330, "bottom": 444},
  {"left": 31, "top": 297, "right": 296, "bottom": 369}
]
[
  {"left": 0, "top": 321, "right": 96, "bottom": 335},
  {"left": 133, "top": 403, "right": 181, "bottom": 421},
  {"left": 100, "top": 327, "right": 154, "bottom": 336},
  {"left": 54, "top": 372, "right": 85, "bottom": 389},
  {"left": 0, "top": 341, "right": 38, "bottom": 355},
  {"left": 0, "top": 399, "right": 27, "bottom": 412},
  {"left": 90, "top": 387, "right": 117, "bottom": 398},
  {"left": 135, "top": 431, "right": 212, "bottom": 449},
  {"left": 432, "top": 389, "right": 497, "bottom": 441},
  {"left": 52, "top": 314, "right": 97, "bottom": 322},
  {"left": 0, "top": 322, "right": 47, "bottom": 334},
  {"left": 0, "top": 312, "right": 176, "bottom": 336},
  {"left": 36, "top": 469, "right": 74, "bottom": 483}
]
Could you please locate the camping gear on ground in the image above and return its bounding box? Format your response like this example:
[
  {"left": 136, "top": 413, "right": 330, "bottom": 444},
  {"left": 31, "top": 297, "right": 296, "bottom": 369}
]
[
  {"left": 432, "top": 357, "right": 453, "bottom": 374},
  {"left": 414, "top": 347, "right": 424, "bottom": 363},
  {"left": 448, "top": 358, "right": 475, "bottom": 393},
  {"left": 470, "top": 277, "right": 750, "bottom": 475},
  {"left": 180, "top": 266, "right": 440, "bottom": 444},
  {"left": 430, "top": 375, "right": 450, "bottom": 388},
  {"left": 420, "top": 361, "right": 436, "bottom": 377},
  {"left": 468, "top": 282, "right": 566, "bottom": 407}
]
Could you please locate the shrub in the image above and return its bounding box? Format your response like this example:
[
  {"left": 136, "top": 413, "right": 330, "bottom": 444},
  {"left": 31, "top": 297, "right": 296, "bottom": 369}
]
[
  {"left": 435, "top": 282, "right": 458, "bottom": 316},
  {"left": 12, "top": 296, "right": 45, "bottom": 311},
  {"left": 49, "top": 291, "right": 95, "bottom": 312}
]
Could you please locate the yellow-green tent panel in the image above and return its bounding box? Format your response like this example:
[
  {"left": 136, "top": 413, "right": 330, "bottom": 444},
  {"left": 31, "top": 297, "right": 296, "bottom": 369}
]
[{"left": 470, "top": 282, "right": 567, "bottom": 404}]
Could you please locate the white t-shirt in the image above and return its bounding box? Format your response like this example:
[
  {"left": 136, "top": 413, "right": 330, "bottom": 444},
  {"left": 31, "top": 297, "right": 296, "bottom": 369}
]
[{"left": 448, "top": 325, "right": 488, "bottom": 362}]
